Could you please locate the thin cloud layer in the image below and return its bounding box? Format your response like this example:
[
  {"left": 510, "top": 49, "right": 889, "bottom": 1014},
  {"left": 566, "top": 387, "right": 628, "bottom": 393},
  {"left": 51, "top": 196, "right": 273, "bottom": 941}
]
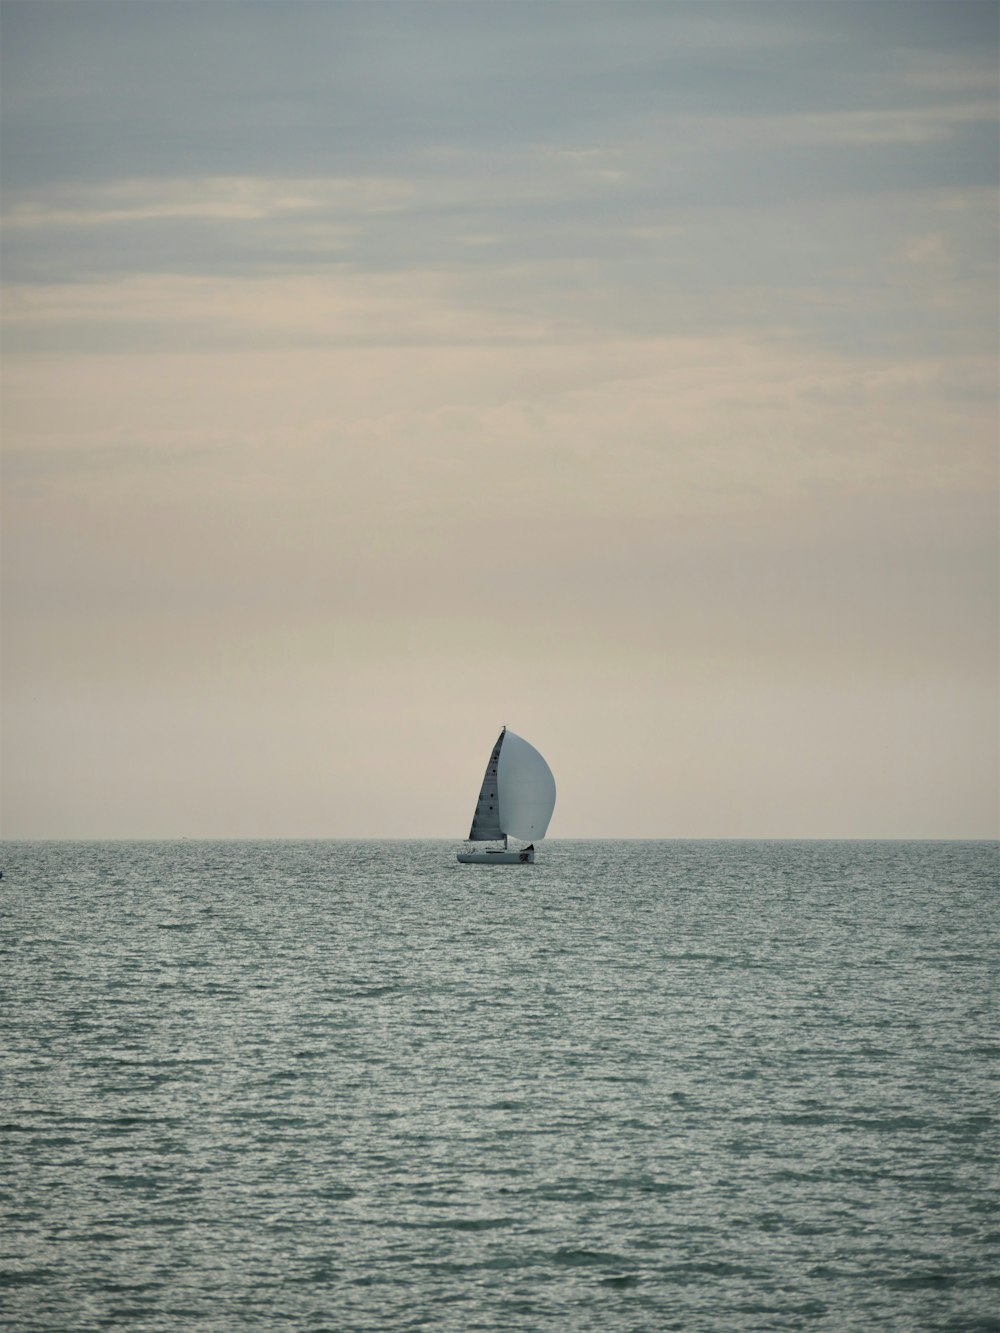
[{"left": 1, "top": 1, "right": 996, "bottom": 837}]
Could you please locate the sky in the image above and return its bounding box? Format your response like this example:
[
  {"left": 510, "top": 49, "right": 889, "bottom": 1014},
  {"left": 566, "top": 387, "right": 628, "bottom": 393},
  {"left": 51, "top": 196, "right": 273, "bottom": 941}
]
[{"left": 1, "top": 0, "right": 997, "bottom": 840}]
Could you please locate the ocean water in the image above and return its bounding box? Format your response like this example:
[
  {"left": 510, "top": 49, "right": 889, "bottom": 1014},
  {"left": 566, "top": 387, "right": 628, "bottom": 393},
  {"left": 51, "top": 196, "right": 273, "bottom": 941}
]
[{"left": 1, "top": 839, "right": 997, "bottom": 1332}]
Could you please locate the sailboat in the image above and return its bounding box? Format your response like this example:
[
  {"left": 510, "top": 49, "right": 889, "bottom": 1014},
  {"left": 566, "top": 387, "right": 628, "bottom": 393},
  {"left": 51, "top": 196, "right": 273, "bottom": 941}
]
[{"left": 457, "top": 727, "right": 556, "bottom": 864}]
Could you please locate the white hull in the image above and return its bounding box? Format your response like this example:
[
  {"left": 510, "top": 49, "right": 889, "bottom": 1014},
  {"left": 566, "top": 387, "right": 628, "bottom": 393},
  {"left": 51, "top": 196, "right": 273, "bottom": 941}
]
[{"left": 457, "top": 848, "right": 535, "bottom": 864}]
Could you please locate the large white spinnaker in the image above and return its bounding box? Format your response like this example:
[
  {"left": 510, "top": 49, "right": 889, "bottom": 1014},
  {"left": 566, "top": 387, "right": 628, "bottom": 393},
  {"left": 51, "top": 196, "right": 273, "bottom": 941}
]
[{"left": 497, "top": 730, "right": 556, "bottom": 842}]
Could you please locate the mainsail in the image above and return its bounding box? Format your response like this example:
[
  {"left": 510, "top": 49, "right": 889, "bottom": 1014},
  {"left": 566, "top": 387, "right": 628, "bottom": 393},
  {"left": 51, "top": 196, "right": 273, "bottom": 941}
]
[
  {"left": 467, "top": 728, "right": 556, "bottom": 843},
  {"left": 468, "top": 730, "right": 505, "bottom": 841}
]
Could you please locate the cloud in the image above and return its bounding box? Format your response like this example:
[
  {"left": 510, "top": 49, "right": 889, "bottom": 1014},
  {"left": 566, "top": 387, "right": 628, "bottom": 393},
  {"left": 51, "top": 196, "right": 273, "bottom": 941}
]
[
  {"left": 900, "top": 232, "right": 952, "bottom": 265},
  {"left": 3, "top": 0, "right": 996, "bottom": 192},
  {"left": 3, "top": 0, "right": 995, "bottom": 375},
  {"left": 2, "top": 175, "right": 414, "bottom": 229},
  {"left": 1, "top": 1, "right": 996, "bottom": 837}
]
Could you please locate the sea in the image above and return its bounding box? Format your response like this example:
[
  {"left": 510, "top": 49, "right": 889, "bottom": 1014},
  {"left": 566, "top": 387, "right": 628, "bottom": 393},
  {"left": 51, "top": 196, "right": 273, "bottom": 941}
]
[{"left": 1, "top": 839, "right": 997, "bottom": 1332}]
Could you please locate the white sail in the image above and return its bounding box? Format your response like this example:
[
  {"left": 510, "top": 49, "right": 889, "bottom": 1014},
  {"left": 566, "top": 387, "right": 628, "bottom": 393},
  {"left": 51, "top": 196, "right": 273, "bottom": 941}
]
[{"left": 497, "top": 730, "right": 556, "bottom": 842}]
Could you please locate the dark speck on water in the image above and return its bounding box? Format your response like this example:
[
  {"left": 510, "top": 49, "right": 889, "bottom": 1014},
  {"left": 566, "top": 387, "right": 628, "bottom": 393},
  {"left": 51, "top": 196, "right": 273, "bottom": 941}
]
[{"left": 1, "top": 839, "right": 997, "bottom": 1331}]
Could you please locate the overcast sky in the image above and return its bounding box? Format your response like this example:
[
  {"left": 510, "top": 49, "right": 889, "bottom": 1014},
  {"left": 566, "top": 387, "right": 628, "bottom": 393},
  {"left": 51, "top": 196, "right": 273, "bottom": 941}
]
[{"left": 2, "top": 0, "right": 997, "bottom": 839}]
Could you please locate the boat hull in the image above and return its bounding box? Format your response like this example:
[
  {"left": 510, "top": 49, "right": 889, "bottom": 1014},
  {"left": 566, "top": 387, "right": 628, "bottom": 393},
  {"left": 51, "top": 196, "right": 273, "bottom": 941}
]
[{"left": 457, "top": 848, "right": 535, "bottom": 864}]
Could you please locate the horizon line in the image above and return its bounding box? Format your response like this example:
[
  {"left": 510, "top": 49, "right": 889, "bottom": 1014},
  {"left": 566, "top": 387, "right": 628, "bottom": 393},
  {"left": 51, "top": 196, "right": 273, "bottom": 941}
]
[{"left": 1, "top": 835, "right": 996, "bottom": 845}]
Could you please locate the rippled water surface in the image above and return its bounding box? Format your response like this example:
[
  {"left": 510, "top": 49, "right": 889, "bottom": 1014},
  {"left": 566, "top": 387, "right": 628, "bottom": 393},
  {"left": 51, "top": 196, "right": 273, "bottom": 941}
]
[{"left": 2, "top": 840, "right": 997, "bottom": 1330}]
